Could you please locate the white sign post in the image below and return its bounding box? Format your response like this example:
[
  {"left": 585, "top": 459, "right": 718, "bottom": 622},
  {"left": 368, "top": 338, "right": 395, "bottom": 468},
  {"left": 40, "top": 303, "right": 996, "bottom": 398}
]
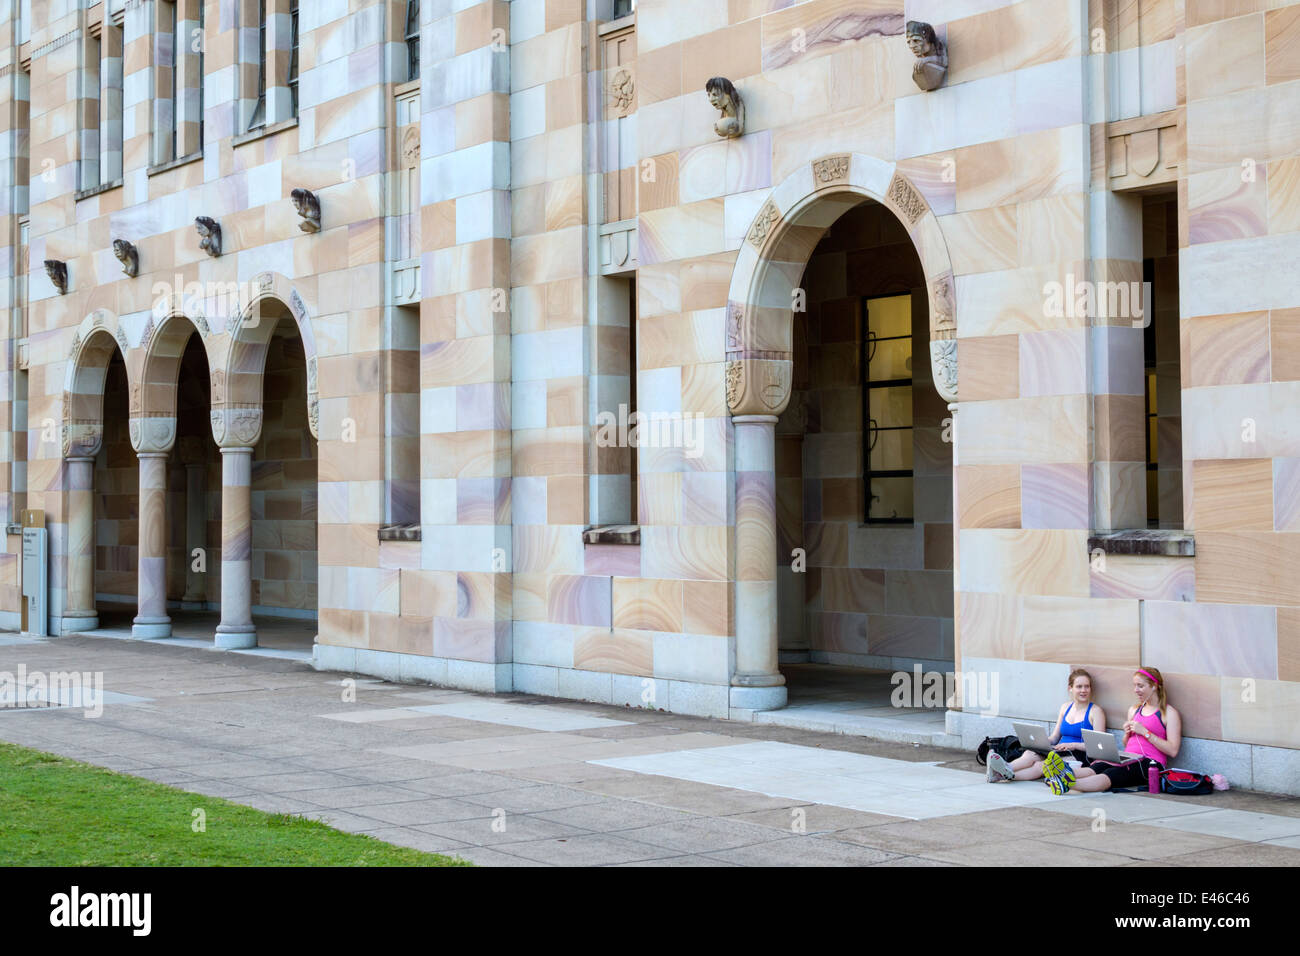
[{"left": 21, "top": 526, "right": 47, "bottom": 637}]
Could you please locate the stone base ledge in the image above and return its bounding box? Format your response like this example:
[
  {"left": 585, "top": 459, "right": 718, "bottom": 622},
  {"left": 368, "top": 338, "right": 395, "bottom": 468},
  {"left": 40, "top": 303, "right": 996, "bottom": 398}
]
[
  {"left": 946, "top": 709, "right": 1300, "bottom": 797},
  {"left": 1088, "top": 529, "right": 1195, "bottom": 556}
]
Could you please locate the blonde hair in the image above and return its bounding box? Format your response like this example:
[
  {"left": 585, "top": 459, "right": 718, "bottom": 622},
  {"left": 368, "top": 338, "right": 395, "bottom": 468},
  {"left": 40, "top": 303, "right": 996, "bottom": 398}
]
[{"left": 1135, "top": 666, "right": 1167, "bottom": 712}]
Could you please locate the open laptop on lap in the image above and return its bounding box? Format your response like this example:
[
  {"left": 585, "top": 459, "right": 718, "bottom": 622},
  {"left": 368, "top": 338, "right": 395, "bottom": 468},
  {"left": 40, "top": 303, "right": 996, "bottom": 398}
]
[
  {"left": 1082, "top": 727, "right": 1141, "bottom": 762},
  {"left": 1011, "top": 721, "right": 1056, "bottom": 755}
]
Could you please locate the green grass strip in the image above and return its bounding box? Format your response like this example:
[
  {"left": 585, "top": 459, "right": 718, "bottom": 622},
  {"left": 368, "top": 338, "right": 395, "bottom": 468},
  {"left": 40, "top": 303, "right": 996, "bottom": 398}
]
[{"left": 0, "top": 741, "right": 471, "bottom": 866}]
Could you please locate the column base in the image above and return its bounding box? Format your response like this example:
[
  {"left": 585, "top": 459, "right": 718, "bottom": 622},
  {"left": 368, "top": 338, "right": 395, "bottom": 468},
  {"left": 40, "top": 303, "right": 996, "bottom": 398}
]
[
  {"left": 61, "top": 614, "right": 100, "bottom": 634},
  {"left": 215, "top": 626, "right": 257, "bottom": 649},
  {"left": 730, "top": 684, "right": 787, "bottom": 712},
  {"left": 132, "top": 617, "right": 172, "bottom": 639}
]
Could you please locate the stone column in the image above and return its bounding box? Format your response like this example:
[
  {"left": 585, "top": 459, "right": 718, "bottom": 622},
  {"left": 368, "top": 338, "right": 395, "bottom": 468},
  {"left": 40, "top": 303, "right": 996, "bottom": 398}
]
[
  {"left": 211, "top": 407, "right": 262, "bottom": 649},
  {"left": 775, "top": 396, "right": 809, "bottom": 662},
  {"left": 62, "top": 456, "right": 99, "bottom": 632},
  {"left": 133, "top": 451, "right": 172, "bottom": 638},
  {"left": 732, "top": 414, "right": 787, "bottom": 710},
  {"left": 180, "top": 438, "right": 206, "bottom": 609}
]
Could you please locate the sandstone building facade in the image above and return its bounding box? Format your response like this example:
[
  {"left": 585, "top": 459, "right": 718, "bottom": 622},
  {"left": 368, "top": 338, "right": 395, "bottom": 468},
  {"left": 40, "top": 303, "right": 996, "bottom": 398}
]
[{"left": 2, "top": 0, "right": 1298, "bottom": 794}]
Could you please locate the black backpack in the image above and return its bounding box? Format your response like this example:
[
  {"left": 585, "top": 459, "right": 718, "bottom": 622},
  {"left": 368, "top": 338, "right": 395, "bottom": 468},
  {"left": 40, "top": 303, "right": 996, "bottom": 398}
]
[{"left": 976, "top": 735, "right": 1024, "bottom": 766}]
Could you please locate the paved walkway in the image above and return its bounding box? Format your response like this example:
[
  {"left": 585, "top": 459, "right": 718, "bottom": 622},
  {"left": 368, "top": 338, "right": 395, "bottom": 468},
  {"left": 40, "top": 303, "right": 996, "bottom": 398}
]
[{"left": 1, "top": 631, "right": 1298, "bottom": 866}]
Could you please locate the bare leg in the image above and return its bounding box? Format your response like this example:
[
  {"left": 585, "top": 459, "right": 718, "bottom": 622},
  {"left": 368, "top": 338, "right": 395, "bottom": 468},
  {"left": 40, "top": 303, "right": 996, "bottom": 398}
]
[
  {"left": 1014, "top": 759, "right": 1046, "bottom": 781},
  {"left": 1072, "top": 772, "right": 1112, "bottom": 792},
  {"left": 1008, "top": 753, "right": 1038, "bottom": 772}
]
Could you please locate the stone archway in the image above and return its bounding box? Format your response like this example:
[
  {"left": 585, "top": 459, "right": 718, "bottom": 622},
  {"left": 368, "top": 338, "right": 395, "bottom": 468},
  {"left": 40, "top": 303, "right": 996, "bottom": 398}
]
[
  {"left": 209, "top": 275, "right": 320, "bottom": 648},
  {"left": 60, "top": 309, "right": 132, "bottom": 633},
  {"left": 131, "top": 308, "right": 218, "bottom": 639},
  {"left": 725, "top": 155, "right": 958, "bottom": 712}
]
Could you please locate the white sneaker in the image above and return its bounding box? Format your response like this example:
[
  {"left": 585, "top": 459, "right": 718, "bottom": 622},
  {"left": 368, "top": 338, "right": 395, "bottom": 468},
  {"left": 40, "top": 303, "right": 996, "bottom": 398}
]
[{"left": 986, "top": 752, "right": 1015, "bottom": 782}]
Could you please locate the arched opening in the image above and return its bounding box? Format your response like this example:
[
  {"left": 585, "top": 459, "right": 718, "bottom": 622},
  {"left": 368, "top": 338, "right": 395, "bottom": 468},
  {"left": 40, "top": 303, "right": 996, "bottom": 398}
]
[
  {"left": 91, "top": 349, "right": 137, "bottom": 626},
  {"left": 775, "top": 199, "right": 954, "bottom": 728},
  {"left": 248, "top": 313, "right": 318, "bottom": 644}
]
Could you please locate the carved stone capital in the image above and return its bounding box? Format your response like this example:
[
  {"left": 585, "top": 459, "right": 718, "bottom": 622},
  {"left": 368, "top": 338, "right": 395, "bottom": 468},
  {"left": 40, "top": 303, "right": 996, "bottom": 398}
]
[
  {"left": 63, "top": 420, "right": 104, "bottom": 459},
  {"left": 210, "top": 406, "right": 263, "bottom": 449},
  {"left": 726, "top": 358, "right": 792, "bottom": 417},
  {"left": 129, "top": 416, "right": 177, "bottom": 454},
  {"left": 930, "top": 337, "right": 958, "bottom": 404}
]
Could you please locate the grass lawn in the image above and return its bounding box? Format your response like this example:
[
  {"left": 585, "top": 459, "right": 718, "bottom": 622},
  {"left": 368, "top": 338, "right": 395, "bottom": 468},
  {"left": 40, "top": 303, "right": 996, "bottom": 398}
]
[{"left": 0, "top": 741, "right": 471, "bottom": 866}]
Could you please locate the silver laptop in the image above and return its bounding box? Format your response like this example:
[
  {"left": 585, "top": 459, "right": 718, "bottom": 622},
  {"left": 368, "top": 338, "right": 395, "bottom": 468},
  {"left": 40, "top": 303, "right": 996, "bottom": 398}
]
[
  {"left": 1012, "top": 721, "right": 1056, "bottom": 754},
  {"left": 1083, "top": 728, "right": 1141, "bottom": 762}
]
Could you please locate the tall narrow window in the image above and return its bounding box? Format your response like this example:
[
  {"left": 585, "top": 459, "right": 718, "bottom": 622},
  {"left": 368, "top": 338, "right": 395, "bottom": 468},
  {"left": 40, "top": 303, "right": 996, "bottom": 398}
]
[
  {"left": 862, "top": 293, "right": 914, "bottom": 523},
  {"left": 1142, "top": 194, "right": 1182, "bottom": 529},
  {"left": 288, "top": 0, "right": 299, "bottom": 116},
  {"left": 405, "top": 0, "right": 420, "bottom": 81},
  {"left": 101, "top": 21, "right": 124, "bottom": 182},
  {"left": 81, "top": 32, "right": 102, "bottom": 190},
  {"left": 249, "top": 0, "right": 267, "bottom": 130}
]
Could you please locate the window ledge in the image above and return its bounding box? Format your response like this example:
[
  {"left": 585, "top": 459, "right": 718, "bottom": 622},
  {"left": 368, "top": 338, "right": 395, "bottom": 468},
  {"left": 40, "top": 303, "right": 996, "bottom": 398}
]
[
  {"left": 393, "top": 78, "right": 419, "bottom": 97},
  {"left": 232, "top": 116, "right": 299, "bottom": 149},
  {"left": 74, "top": 178, "right": 124, "bottom": 202},
  {"left": 378, "top": 524, "right": 421, "bottom": 542},
  {"left": 598, "top": 13, "right": 635, "bottom": 35},
  {"left": 583, "top": 524, "right": 640, "bottom": 546},
  {"left": 1088, "top": 529, "right": 1194, "bottom": 557},
  {"left": 147, "top": 150, "right": 204, "bottom": 177}
]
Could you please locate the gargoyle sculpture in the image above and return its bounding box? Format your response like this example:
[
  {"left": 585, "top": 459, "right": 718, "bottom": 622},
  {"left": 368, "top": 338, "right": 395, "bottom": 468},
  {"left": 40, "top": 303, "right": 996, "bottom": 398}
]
[
  {"left": 195, "top": 217, "right": 221, "bottom": 257},
  {"left": 290, "top": 188, "right": 321, "bottom": 233},
  {"left": 705, "top": 77, "right": 744, "bottom": 139},
  {"left": 112, "top": 239, "right": 138, "bottom": 278},
  {"left": 44, "top": 259, "right": 68, "bottom": 294}
]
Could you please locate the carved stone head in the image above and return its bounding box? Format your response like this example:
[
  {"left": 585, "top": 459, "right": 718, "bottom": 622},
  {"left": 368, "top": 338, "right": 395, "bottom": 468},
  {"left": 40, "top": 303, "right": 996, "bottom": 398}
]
[
  {"left": 44, "top": 259, "right": 68, "bottom": 295},
  {"left": 290, "top": 188, "right": 321, "bottom": 233},
  {"left": 112, "top": 239, "right": 138, "bottom": 278},
  {"left": 195, "top": 217, "right": 222, "bottom": 257},
  {"left": 705, "top": 77, "right": 744, "bottom": 139},
  {"left": 906, "top": 20, "right": 938, "bottom": 57},
  {"left": 906, "top": 21, "right": 948, "bottom": 91}
]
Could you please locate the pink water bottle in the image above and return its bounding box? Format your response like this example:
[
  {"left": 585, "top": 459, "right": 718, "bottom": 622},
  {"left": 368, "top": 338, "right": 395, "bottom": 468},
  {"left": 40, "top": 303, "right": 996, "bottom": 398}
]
[{"left": 1148, "top": 764, "right": 1160, "bottom": 793}]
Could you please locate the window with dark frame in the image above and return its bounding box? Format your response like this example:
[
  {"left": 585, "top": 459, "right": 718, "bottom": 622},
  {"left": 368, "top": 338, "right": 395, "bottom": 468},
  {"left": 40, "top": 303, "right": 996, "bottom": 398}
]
[
  {"left": 861, "top": 293, "right": 914, "bottom": 524},
  {"left": 289, "top": 0, "right": 299, "bottom": 116},
  {"left": 1143, "top": 255, "right": 1159, "bottom": 528},
  {"left": 249, "top": 0, "right": 267, "bottom": 130},
  {"left": 406, "top": 0, "right": 420, "bottom": 81}
]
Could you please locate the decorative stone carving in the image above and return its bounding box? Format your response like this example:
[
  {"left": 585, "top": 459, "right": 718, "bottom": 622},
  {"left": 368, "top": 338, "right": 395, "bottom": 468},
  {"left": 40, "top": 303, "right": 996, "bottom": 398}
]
[
  {"left": 706, "top": 77, "right": 744, "bottom": 139},
  {"left": 929, "top": 273, "right": 955, "bottom": 333},
  {"left": 746, "top": 201, "right": 780, "bottom": 249},
  {"left": 886, "top": 173, "right": 927, "bottom": 225},
  {"left": 725, "top": 361, "right": 743, "bottom": 409},
  {"left": 256, "top": 272, "right": 273, "bottom": 294},
  {"left": 112, "top": 239, "right": 138, "bottom": 277},
  {"left": 140, "top": 319, "right": 155, "bottom": 355},
  {"left": 195, "top": 217, "right": 221, "bottom": 257},
  {"left": 290, "top": 188, "right": 321, "bottom": 233},
  {"left": 725, "top": 358, "right": 792, "bottom": 417},
  {"left": 306, "top": 355, "right": 319, "bottom": 438},
  {"left": 812, "top": 154, "right": 850, "bottom": 186},
  {"left": 930, "top": 337, "right": 958, "bottom": 403},
  {"left": 906, "top": 20, "right": 948, "bottom": 92},
  {"left": 129, "top": 383, "right": 142, "bottom": 415},
  {"left": 726, "top": 303, "right": 744, "bottom": 351},
  {"left": 211, "top": 406, "right": 263, "bottom": 448},
  {"left": 289, "top": 289, "right": 308, "bottom": 324},
  {"left": 44, "top": 259, "right": 68, "bottom": 294},
  {"left": 115, "top": 326, "right": 130, "bottom": 355},
  {"left": 210, "top": 369, "right": 225, "bottom": 405},
  {"left": 193, "top": 310, "right": 209, "bottom": 337},
  {"left": 610, "top": 69, "right": 634, "bottom": 116},
  {"left": 401, "top": 126, "right": 420, "bottom": 167},
  {"left": 1107, "top": 108, "right": 1182, "bottom": 192},
  {"left": 62, "top": 420, "right": 103, "bottom": 460},
  {"left": 91, "top": 310, "right": 107, "bottom": 328},
  {"left": 130, "top": 416, "right": 176, "bottom": 454}
]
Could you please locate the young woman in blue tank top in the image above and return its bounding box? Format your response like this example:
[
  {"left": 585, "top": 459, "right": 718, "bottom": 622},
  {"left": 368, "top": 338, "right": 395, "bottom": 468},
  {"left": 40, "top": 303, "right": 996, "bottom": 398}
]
[{"left": 986, "top": 669, "right": 1106, "bottom": 783}]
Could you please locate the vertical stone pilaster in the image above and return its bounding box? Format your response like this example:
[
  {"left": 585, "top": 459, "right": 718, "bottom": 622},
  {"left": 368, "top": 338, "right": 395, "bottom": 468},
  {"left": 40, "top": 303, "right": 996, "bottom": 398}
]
[{"left": 133, "top": 452, "right": 171, "bottom": 638}]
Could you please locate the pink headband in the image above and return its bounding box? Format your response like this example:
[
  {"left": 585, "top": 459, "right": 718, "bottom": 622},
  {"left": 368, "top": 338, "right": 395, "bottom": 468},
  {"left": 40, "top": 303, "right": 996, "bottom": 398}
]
[{"left": 1137, "top": 668, "right": 1159, "bottom": 685}]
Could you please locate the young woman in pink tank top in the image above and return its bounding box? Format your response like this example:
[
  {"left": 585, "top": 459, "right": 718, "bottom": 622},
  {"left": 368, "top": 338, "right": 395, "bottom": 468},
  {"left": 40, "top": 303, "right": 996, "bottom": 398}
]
[{"left": 1049, "top": 666, "right": 1182, "bottom": 794}]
